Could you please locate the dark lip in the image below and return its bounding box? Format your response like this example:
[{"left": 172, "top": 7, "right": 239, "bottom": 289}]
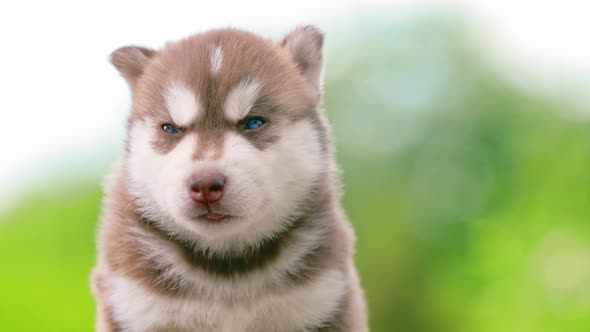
[{"left": 194, "top": 212, "right": 236, "bottom": 223}]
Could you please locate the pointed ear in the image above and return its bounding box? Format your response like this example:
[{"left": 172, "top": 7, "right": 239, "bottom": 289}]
[
  {"left": 280, "top": 25, "right": 325, "bottom": 95},
  {"left": 110, "top": 46, "right": 157, "bottom": 91}
]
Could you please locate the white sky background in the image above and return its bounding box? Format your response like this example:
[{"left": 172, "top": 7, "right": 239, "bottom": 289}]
[{"left": 0, "top": 0, "right": 589, "bottom": 204}]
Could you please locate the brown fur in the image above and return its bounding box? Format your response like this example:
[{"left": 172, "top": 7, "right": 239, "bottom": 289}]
[
  {"left": 93, "top": 159, "right": 363, "bottom": 329},
  {"left": 96, "top": 157, "right": 347, "bottom": 297},
  {"left": 124, "top": 29, "right": 316, "bottom": 157},
  {"left": 92, "top": 26, "right": 367, "bottom": 331}
]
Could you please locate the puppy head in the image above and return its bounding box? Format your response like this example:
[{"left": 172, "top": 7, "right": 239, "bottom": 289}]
[{"left": 112, "top": 27, "right": 329, "bottom": 249}]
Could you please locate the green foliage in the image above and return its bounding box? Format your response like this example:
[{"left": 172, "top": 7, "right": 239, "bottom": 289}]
[
  {"left": 2, "top": 14, "right": 590, "bottom": 331},
  {"left": 0, "top": 185, "right": 101, "bottom": 331}
]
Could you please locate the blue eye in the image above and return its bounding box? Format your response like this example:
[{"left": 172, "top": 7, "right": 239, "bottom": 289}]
[
  {"left": 244, "top": 117, "right": 266, "bottom": 130},
  {"left": 162, "top": 124, "right": 179, "bottom": 134}
]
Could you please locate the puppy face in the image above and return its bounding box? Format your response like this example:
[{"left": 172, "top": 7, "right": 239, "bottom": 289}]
[{"left": 112, "top": 27, "right": 328, "bottom": 248}]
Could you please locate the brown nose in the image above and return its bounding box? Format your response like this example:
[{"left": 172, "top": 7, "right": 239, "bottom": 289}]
[{"left": 188, "top": 173, "right": 226, "bottom": 204}]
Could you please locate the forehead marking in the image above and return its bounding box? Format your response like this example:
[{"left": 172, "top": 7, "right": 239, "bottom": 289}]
[
  {"left": 163, "top": 81, "right": 200, "bottom": 127},
  {"left": 224, "top": 79, "right": 261, "bottom": 121},
  {"left": 210, "top": 46, "right": 223, "bottom": 75},
  {"left": 193, "top": 130, "right": 225, "bottom": 161}
]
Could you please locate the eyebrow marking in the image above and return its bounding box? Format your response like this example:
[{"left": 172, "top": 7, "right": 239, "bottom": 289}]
[
  {"left": 223, "top": 79, "right": 261, "bottom": 121},
  {"left": 210, "top": 46, "right": 223, "bottom": 75},
  {"left": 163, "top": 81, "right": 200, "bottom": 126}
]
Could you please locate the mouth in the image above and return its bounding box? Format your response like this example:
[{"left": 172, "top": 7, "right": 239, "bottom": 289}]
[
  {"left": 194, "top": 211, "right": 236, "bottom": 223},
  {"left": 186, "top": 200, "right": 238, "bottom": 223},
  {"left": 203, "top": 212, "right": 227, "bottom": 222}
]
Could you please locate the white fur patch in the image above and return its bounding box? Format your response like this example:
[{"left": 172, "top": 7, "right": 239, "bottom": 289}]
[
  {"left": 223, "top": 80, "right": 261, "bottom": 121},
  {"left": 121, "top": 103, "right": 340, "bottom": 331},
  {"left": 127, "top": 119, "right": 199, "bottom": 228},
  {"left": 126, "top": 117, "right": 326, "bottom": 252},
  {"left": 210, "top": 46, "right": 223, "bottom": 75},
  {"left": 109, "top": 269, "right": 346, "bottom": 332},
  {"left": 164, "top": 81, "right": 200, "bottom": 126},
  {"left": 179, "top": 120, "right": 326, "bottom": 250}
]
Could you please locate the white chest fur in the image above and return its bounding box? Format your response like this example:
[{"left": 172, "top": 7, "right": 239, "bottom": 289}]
[{"left": 108, "top": 269, "right": 347, "bottom": 332}]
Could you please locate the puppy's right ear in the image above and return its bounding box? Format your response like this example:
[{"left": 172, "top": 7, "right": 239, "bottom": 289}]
[{"left": 110, "top": 46, "right": 157, "bottom": 91}]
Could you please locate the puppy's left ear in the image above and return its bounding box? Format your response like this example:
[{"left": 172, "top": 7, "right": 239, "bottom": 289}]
[{"left": 281, "top": 25, "right": 325, "bottom": 95}]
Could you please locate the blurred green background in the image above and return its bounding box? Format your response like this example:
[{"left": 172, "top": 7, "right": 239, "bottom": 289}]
[{"left": 2, "top": 12, "right": 590, "bottom": 332}]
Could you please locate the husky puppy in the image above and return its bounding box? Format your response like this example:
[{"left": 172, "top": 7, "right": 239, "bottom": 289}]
[{"left": 91, "top": 26, "right": 367, "bottom": 332}]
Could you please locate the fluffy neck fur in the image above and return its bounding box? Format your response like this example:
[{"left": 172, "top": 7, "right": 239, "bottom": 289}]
[{"left": 98, "top": 157, "right": 350, "bottom": 300}]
